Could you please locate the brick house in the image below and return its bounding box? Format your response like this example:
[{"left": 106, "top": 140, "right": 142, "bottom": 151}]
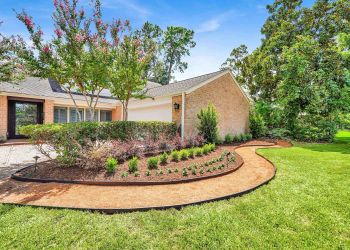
[{"left": 0, "top": 70, "right": 250, "bottom": 141}]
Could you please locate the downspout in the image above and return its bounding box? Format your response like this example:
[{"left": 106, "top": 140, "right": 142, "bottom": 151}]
[{"left": 181, "top": 92, "right": 185, "bottom": 141}]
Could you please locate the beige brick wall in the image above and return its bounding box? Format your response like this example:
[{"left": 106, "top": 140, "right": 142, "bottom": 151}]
[
  {"left": 184, "top": 73, "right": 249, "bottom": 138},
  {"left": 112, "top": 106, "right": 122, "bottom": 121},
  {"left": 172, "top": 95, "right": 182, "bottom": 127},
  {"left": 0, "top": 95, "right": 8, "bottom": 140},
  {"left": 44, "top": 99, "right": 54, "bottom": 124}
]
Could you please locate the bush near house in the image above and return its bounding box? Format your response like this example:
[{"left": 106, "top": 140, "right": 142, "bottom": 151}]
[
  {"left": 20, "top": 121, "right": 177, "bottom": 166},
  {"left": 197, "top": 103, "right": 219, "bottom": 143}
]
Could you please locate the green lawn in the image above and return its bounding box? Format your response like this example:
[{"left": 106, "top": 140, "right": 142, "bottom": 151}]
[{"left": 1, "top": 131, "right": 350, "bottom": 249}]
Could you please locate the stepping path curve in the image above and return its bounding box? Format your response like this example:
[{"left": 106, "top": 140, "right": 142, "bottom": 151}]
[{"left": 0, "top": 142, "right": 283, "bottom": 213}]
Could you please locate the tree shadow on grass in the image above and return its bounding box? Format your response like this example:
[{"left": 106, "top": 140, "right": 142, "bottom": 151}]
[{"left": 294, "top": 142, "right": 350, "bottom": 155}]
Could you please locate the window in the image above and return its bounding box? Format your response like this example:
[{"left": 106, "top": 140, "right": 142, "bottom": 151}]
[
  {"left": 69, "top": 108, "right": 84, "bottom": 122},
  {"left": 100, "top": 110, "right": 112, "bottom": 122},
  {"left": 54, "top": 107, "right": 67, "bottom": 123},
  {"left": 85, "top": 109, "right": 99, "bottom": 121}
]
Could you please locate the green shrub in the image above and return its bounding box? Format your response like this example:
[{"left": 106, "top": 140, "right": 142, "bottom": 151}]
[
  {"left": 147, "top": 157, "right": 159, "bottom": 170},
  {"left": 191, "top": 169, "right": 196, "bottom": 175},
  {"left": 179, "top": 149, "right": 189, "bottom": 160},
  {"left": 202, "top": 144, "right": 211, "bottom": 155},
  {"left": 194, "top": 147, "right": 203, "bottom": 156},
  {"left": 20, "top": 121, "right": 177, "bottom": 166},
  {"left": 207, "top": 143, "right": 215, "bottom": 152},
  {"left": 121, "top": 172, "right": 128, "bottom": 178},
  {"left": 182, "top": 169, "right": 188, "bottom": 177},
  {"left": 197, "top": 103, "right": 219, "bottom": 143},
  {"left": 134, "top": 171, "right": 140, "bottom": 177},
  {"left": 200, "top": 169, "right": 204, "bottom": 175},
  {"left": 188, "top": 148, "right": 195, "bottom": 158},
  {"left": 167, "top": 169, "right": 172, "bottom": 174},
  {"left": 128, "top": 157, "right": 138, "bottom": 173},
  {"left": 146, "top": 170, "right": 151, "bottom": 176},
  {"left": 267, "top": 128, "right": 290, "bottom": 140},
  {"left": 105, "top": 157, "right": 118, "bottom": 174},
  {"left": 171, "top": 150, "right": 180, "bottom": 162},
  {"left": 160, "top": 152, "right": 168, "bottom": 164},
  {"left": 215, "top": 136, "right": 223, "bottom": 145},
  {"left": 249, "top": 107, "right": 267, "bottom": 138},
  {"left": 246, "top": 133, "right": 253, "bottom": 140},
  {"left": 225, "top": 133, "right": 234, "bottom": 143},
  {"left": 233, "top": 135, "right": 240, "bottom": 142}
]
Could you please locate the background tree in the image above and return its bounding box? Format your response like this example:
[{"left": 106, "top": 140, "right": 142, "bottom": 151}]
[
  {"left": 109, "top": 31, "right": 153, "bottom": 121},
  {"left": 162, "top": 26, "right": 196, "bottom": 84},
  {"left": 222, "top": 0, "right": 350, "bottom": 141},
  {"left": 220, "top": 44, "right": 249, "bottom": 88},
  {"left": 134, "top": 22, "right": 166, "bottom": 83}
]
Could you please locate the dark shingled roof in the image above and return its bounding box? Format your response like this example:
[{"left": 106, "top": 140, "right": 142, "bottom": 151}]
[
  {"left": 144, "top": 70, "right": 226, "bottom": 97},
  {"left": 0, "top": 70, "right": 229, "bottom": 101}
]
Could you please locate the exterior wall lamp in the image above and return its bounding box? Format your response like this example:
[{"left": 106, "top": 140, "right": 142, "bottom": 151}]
[{"left": 173, "top": 103, "right": 180, "bottom": 110}]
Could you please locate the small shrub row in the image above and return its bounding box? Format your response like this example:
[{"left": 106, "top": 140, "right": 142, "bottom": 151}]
[{"left": 224, "top": 133, "right": 252, "bottom": 144}]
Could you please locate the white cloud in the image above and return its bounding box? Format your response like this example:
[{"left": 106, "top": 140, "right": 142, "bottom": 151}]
[
  {"left": 103, "top": 0, "right": 151, "bottom": 17},
  {"left": 196, "top": 10, "right": 243, "bottom": 33}
]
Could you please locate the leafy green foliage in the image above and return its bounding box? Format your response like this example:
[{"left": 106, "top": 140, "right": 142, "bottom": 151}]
[
  {"left": 162, "top": 26, "right": 196, "bottom": 83},
  {"left": 147, "top": 157, "right": 159, "bottom": 170},
  {"left": 224, "top": 133, "right": 234, "bottom": 143},
  {"left": 109, "top": 32, "right": 153, "bottom": 121},
  {"left": 197, "top": 103, "right": 219, "bottom": 143},
  {"left": 220, "top": 44, "right": 249, "bottom": 87},
  {"left": 20, "top": 121, "right": 176, "bottom": 166},
  {"left": 249, "top": 106, "right": 267, "bottom": 138},
  {"left": 223, "top": 0, "right": 350, "bottom": 141},
  {"left": 187, "top": 148, "right": 195, "bottom": 158},
  {"left": 179, "top": 149, "right": 189, "bottom": 161},
  {"left": 128, "top": 157, "right": 138, "bottom": 173},
  {"left": 105, "top": 157, "right": 117, "bottom": 174},
  {"left": 159, "top": 152, "right": 168, "bottom": 164},
  {"left": 171, "top": 150, "right": 179, "bottom": 162}
]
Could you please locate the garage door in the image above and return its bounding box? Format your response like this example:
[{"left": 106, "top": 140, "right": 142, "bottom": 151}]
[{"left": 128, "top": 103, "right": 172, "bottom": 122}]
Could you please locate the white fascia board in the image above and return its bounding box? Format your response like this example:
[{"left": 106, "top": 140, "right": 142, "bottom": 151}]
[
  {"left": 184, "top": 71, "right": 228, "bottom": 94},
  {"left": 128, "top": 96, "right": 172, "bottom": 109}
]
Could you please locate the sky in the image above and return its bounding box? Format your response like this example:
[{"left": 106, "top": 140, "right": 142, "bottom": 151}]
[{"left": 0, "top": 0, "right": 315, "bottom": 81}]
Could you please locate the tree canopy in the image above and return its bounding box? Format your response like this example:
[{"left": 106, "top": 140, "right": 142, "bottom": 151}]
[{"left": 222, "top": 0, "right": 350, "bottom": 141}]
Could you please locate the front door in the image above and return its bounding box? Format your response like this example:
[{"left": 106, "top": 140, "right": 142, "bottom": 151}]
[{"left": 8, "top": 100, "right": 44, "bottom": 139}]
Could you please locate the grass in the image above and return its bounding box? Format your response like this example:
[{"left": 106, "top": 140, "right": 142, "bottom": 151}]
[{"left": 1, "top": 131, "right": 350, "bottom": 249}]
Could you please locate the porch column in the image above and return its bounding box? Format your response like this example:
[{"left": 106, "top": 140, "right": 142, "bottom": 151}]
[
  {"left": 44, "top": 100, "right": 54, "bottom": 124},
  {"left": 0, "top": 95, "right": 8, "bottom": 141},
  {"left": 112, "top": 106, "right": 122, "bottom": 121}
]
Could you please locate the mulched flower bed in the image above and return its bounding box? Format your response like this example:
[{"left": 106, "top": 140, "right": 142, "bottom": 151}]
[{"left": 13, "top": 146, "right": 243, "bottom": 185}]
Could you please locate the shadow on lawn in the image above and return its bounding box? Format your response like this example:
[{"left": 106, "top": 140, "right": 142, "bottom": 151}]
[{"left": 289, "top": 130, "right": 350, "bottom": 155}]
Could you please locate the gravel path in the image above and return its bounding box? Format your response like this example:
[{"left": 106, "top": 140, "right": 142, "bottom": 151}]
[{"left": 0, "top": 142, "right": 280, "bottom": 212}]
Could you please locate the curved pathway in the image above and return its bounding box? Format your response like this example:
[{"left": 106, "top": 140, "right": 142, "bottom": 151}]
[{"left": 0, "top": 142, "right": 281, "bottom": 212}]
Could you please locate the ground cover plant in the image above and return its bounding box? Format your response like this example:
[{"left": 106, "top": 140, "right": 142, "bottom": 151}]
[
  {"left": 14, "top": 143, "right": 239, "bottom": 183},
  {"left": 1, "top": 131, "right": 349, "bottom": 248}
]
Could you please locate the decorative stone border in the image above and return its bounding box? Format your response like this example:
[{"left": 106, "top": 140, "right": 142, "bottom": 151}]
[{"left": 4, "top": 142, "right": 284, "bottom": 214}]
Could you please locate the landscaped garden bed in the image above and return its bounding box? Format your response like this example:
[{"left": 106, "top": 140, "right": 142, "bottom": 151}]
[{"left": 13, "top": 144, "right": 243, "bottom": 185}]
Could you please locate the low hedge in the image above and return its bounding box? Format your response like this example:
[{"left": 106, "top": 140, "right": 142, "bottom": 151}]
[
  {"left": 20, "top": 121, "right": 177, "bottom": 166},
  {"left": 20, "top": 121, "right": 177, "bottom": 143}
]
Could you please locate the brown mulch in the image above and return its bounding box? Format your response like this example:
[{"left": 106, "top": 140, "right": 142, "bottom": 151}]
[
  {"left": 0, "top": 142, "right": 282, "bottom": 211},
  {"left": 15, "top": 146, "right": 242, "bottom": 183}
]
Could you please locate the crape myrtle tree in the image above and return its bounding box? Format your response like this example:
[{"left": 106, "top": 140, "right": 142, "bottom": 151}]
[
  {"left": 0, "top": 21, "right": 30, "bottom": 82},
  {"left": 16, "top": 0, "right": 126, "bottom": 121},
  {"left": 109, "top": 27, "right": 154, "bottom": 121},
  {"left": 222, "top": 0, "right": 350, "bottom": 141}
]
